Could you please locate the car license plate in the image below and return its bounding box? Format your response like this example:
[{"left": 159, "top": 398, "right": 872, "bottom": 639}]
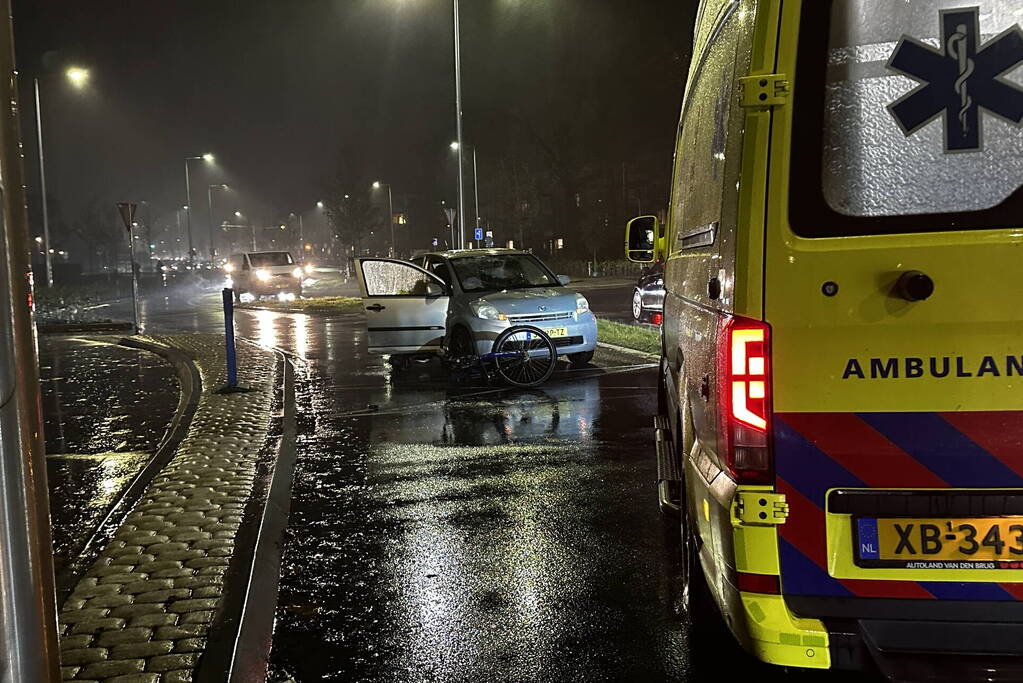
[
  {"left": 856, "top": 517, "right": 1023, "bottom": 569},
  {"left": 545, "top": 327, "right": 569, "bottom": 338}
]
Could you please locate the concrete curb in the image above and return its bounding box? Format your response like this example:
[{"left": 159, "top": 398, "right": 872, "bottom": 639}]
[
  {"left": 596, "top": 341, "right": 659, "bottom": 363},
  {"left": 56, "top": 334, "right": 280, "bottom": 683},
  {"left": 55, "top": 338, "right": 203, "bottom": 602},
  {"left": 225, "top": 353, "right": 297, "bottom": 682},
  {"left": 235, "top": 302, "right": 361, "bottom": 316}
]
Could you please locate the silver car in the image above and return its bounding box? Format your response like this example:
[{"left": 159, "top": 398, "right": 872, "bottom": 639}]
[{"left": 354, "top": 250, "right": 598, "bottom": 367}]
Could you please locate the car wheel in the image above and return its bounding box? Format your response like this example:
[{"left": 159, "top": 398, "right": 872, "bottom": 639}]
[
  {"left": 568, "top": 351, "right": 594, "bottom": 367},
  {"left": 388, "top": 355, "right": 410, "bottom": 372},
  {"left": 448, "top": 326, "right": 474, "bottom": 359},
  {"left": 632, "top": 288, "right": 645, "bottom": 321}
]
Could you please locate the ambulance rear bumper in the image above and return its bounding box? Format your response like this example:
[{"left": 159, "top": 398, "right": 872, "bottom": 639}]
[{"left": 789, "top": 596, "right": 1023, "bottom": 680}]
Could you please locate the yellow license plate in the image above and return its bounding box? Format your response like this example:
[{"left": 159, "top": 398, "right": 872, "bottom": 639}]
[
  {"left": 545, "top": 327, "right": 569, "bottom": 338},
  {"left": 857, "top": 517, "right": 1023, "bottom": 568}
]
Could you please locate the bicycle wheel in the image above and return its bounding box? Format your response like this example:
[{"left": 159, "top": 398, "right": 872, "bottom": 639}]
[{"left": 492, "top": 325, "right": 558, "bottom": 388}]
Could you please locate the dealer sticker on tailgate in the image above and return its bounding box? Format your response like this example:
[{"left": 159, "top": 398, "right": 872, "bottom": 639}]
[{"left": 856, "top": 517, "right": 1023, "bottom": 569}]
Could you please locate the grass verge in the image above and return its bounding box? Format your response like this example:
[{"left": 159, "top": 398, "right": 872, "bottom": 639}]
[
  {"left": 596, "top": 318, "right": 660, "bottom": 356},
  {"left": 238, "top": 296, "right": 363, "bottom": 315}
]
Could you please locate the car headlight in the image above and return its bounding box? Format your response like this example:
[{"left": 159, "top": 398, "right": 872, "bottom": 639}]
[
  {"left": 576, "top": 294, "right": 590, "bottom": 315},
  {"left": 292, "top": 267, "right": 303, "bottom": 279},
  {"left": 304, "top": 263, "right": 314, "bottom": 275},
  {"left": 471, "top": 300, "right": 504, "bottom": 320},
  {"left": 223, "top": 263, "right": 235, "bottom": 273},
  {"left": 256, "top": 269, "right": 272, "bottom": 282}
]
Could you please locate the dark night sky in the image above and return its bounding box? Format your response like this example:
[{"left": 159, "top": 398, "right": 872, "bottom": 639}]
[{"left": 12, "top": 0, "right": 696, "bottom": 253}]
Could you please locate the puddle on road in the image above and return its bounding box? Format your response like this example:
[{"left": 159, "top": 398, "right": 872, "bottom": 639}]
[
  {"left": 38, "top": 335, "right": 178, "bottom": 580},
  {"left": 47, "top": 451, "right": 149, "bottom": 575},
  {"left": 39, "top": 335, "right": 178, "bottom": 455}
]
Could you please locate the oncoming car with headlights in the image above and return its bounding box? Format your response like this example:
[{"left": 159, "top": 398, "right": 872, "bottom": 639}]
[
  {"left": 354, "top": 249, "right": 598, "bottom": 368},
  {"left": 224, "top": 251, "right": 307, "bottom": 301}
]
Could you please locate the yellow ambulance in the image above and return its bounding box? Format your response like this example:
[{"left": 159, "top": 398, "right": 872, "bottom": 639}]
[{"left": 627, "top": 0, "right": 1023, "bottom": 678}]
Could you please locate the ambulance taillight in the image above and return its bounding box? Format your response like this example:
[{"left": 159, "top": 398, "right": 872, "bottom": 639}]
[{"left": 718, "top": 316, "right": 773, "bottom": 485}]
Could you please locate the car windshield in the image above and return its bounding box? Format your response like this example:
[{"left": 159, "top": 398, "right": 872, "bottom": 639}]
[
  {"left": 248, "top": 252, "right": 294, "bottom": 267},
  {"left": 450, "top": 254, "right": 558, "bottom": 293}
]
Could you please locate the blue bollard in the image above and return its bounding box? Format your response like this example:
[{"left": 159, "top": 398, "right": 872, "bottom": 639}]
[{"left": 223, "top": 288, "right": 237, "bottom": 388}]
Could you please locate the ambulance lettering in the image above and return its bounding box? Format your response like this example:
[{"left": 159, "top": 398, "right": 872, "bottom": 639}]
[{"left": 842, "top": 355, "right": 1023, "bottom": 379}]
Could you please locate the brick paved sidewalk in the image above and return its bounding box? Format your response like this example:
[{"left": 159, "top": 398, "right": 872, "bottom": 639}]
[{"left": 56, "top": 335, "right": 279, "bottom": 683}]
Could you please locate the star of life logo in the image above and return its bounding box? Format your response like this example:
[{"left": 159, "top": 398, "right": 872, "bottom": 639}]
[{"left": 887, "top": 7, "right": 1023, "bottom": 153}]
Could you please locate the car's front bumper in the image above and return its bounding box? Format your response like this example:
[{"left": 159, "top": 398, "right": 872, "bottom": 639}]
[{"left": 468, "top": 313, "right": 598, "bottom": 357}]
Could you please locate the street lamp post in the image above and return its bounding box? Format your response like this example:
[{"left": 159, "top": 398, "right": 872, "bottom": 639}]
[
  {"left": 372, "top": 182, "right": 395, "bottom": 257},
  {"left": 453, "top": 0, "right": 466, "bottom": 250},
  {"left": 207, "top": 184, "right": 228, "bottom": 260},
  {"left": 451, "top": 142, "right": 481, "bottom": 242},
  {"left": 33, "top": 67, "right": 89, "bottom": 287},
  {"left": 184, "top": 153, "right": 214, "bottom": 262}
]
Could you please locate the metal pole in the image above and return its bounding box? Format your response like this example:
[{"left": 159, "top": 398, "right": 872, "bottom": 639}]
[
  {"left": 207, "top": 185, "right": 215, "bottom": 262},
  {"left": 128, "top": 222, "right": 141, "bottom": 333},
  {"left": 472, "top": 146, "right": 480, "bottom": 230},
  {"left": 222, "top": 289, "right": 237, "bottom": 388},
  {"left": 453, "top": 0, "right": 466, "bottom": 250},
  {"left": 184, "top": 160, "right": 193, "bottom": 262},
  {"left": 0, "top": 2, "right": 60, "bottom": 677},
  {"left": 387, "top": 185, "right": 394, "bottom": 257},
  {"left": 32, "top": 78, "right": 52, "bottom": 288},
  {"left": 176, "top": 209, "right": 183, "bottom": 259},
  {"left": 142, "top": 201, "right": 153, "bottom": 264},
  {"left": 298, "top": 213, "right": 304, "bottom": 248}
]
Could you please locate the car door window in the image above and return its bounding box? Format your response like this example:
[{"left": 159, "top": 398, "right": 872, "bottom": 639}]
[
  {"left": 362, "top": 260, "right": 442, "bottom": 297},
  {"left": 425, "top": 257, "right": 453, "bottom": 287}
]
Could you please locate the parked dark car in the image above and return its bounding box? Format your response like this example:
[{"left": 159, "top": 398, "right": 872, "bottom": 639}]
[{"left": 632, "top": 262, "right": 664, "bottom": 324}]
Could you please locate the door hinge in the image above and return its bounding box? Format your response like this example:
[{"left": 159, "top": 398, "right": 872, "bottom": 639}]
[
  {"left": 731, "top": 491, "right": 789, "bottom": 527},
  {"left": 740, "top": 74, "right": 790, "bottom": 108}
]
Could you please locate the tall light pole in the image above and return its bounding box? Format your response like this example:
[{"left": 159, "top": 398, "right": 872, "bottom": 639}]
[
  {"left": 0, "top": 6, "right": 62, "bottom": 676},
  {"left": 184, "top": 153, "right": 214, "bottom": 262},
  {"left": 33, "top": 66, "right": 90, "bottom": 287},
  {"left": 372, "top": 182, "right": 395, "bottom": 257},
  {"left": 453, "top": 0, "right": 466, "bottom": 250},
  {"left": 451, "top": 141, "right": 481, "bottom": 240},
  {"left": 176, "top": 206, "right": 189, "bottom": 260},
  {"left": 207, "top": 184, "right": 228, "bottom": 260}
]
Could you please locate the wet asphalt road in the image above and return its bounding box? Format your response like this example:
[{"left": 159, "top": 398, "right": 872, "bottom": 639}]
[
  {"left": 39, "top": 335, "right": 178, "bottom": 578},
  {"left": 97, "top": 285, "right": 865, "bottom": 682}
]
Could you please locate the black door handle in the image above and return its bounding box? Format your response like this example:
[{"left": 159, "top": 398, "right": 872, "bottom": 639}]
[{"left": 366, "top": 304, "right": 386, "bottom": 312}]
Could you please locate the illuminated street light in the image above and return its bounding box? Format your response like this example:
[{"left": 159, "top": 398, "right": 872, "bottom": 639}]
[
  {"left": 451, "top": 141, "right": 482, "bottom": 239},
  {"left": 316, "top": 201, "right": 325, "bottom": 209},
  {"left": 184, "top": 153, "right": 216, "bottom": 262},
  {"left": 65, "top": 67, "right": 90, "bottom": 89},
  {"left": 371, "top": 182, "right": 396, "bottom": 257},
  {"left": 34, "top": 65, "right": 92, "bottom": 286}
]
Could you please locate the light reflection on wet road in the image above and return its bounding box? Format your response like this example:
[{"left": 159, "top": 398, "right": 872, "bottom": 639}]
[
  {"left": 39, "top": 335, "right": 178, "bottom": 577},
  {"left": 104, "top": 286, "right": 865, "bottom": 682}
]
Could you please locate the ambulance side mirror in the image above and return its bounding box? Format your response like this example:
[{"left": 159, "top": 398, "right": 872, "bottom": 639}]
[{"left": 625, "top": 215, "right": 658, "bottom": 264}]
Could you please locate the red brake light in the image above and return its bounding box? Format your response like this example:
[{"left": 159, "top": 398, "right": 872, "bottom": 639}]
[
  {"left": 718, "top": 315, "right": 773, "bottom": 485},
  {"left": 737, "top": 571, "right": 780, "bottom": 595},
  {"left": 651, "top": 312, "right": 663, "bottom": 326}
]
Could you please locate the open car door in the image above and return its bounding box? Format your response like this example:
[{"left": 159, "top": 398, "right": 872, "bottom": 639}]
[{"left": 355, "top": 258, "right": 450, "bottom": 355}]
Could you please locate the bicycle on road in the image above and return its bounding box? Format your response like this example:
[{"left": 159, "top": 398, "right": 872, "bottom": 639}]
[{"left": 447, "top": 325, "right": 559, "bottom": 388}]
